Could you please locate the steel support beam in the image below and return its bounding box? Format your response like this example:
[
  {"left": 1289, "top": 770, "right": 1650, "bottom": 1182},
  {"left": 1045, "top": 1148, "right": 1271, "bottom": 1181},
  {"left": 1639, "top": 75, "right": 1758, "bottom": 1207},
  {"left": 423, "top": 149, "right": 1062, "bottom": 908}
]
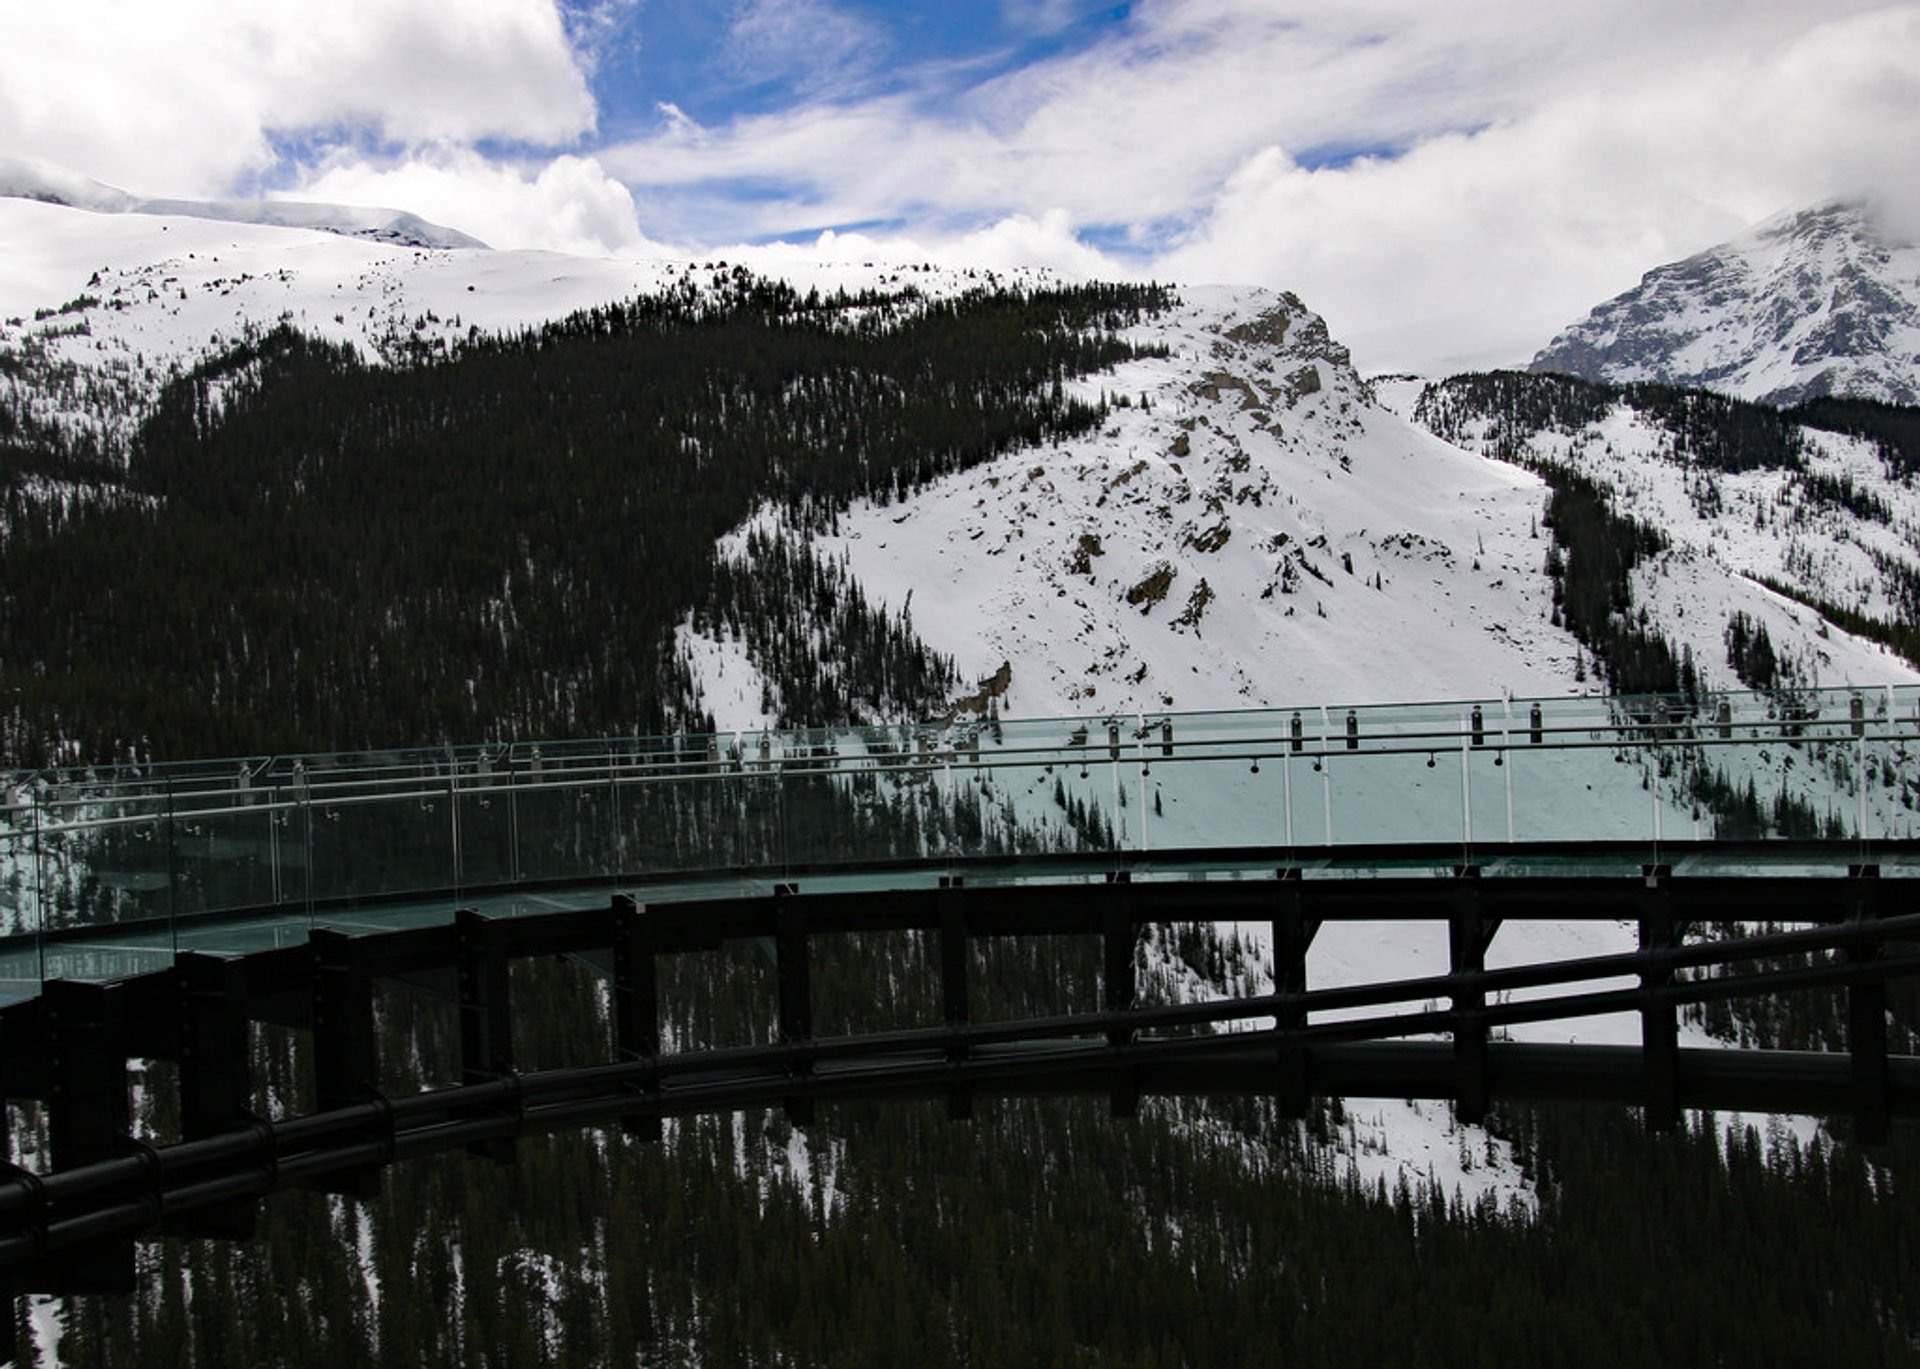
[
  {"left": 610, "top": 895, "right": 662, "bottom": 1141},
  {"left": 940, "top": 877, "right": 972, "bottom": 1121},
  {"left": 308, "top": 930, "right": 381, "bottom": 1198},
  {"left": 1104, "top": 872, "right": 1139, "bottom": 1117},
  {"left": 774, "top": 885, "right": 813, "bottom": 1126},
  {"left": 167, "top": 952, "right": 256, "bottom": 1239},
  {"left": 1449, "top": 867, "right": 1499, "bottom": 1126},
  {"left": 1849, "top": 866, "right": 1889, "bottom": 1145},
  {"left": 38, "top": 980, "right": 131, "bottom": 1295},
  {"left": 1639, "top": 865, "right": 1681, "bottom": 1133},
  {"left": 457, "top": 910, "right": 516, "bottom": 1164},
  {"left": 1272, "top": 868, "right": 1320, "bottom": 1119}
]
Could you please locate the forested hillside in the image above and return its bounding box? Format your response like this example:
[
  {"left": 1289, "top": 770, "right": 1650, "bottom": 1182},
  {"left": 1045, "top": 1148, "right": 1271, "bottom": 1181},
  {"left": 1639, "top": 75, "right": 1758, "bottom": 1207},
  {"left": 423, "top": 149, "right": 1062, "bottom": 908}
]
[{"left": 0, "top": 274, "right": 1168, "bottom": 764}]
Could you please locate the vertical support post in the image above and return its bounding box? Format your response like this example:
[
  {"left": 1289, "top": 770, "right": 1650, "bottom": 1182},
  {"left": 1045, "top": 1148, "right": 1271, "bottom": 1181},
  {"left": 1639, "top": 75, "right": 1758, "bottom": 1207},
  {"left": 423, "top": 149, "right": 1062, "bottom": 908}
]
[
  {"left": 170, "top": 951, "right": 257, "bottom": 1238},
  {"left": 1272, "top": 869, "right": 1319, "bottom": 1119},
  {"left": 1637, "top": 866, "right": 1680, "bottom": 1134},
  {"left": 610, "top": 895, "right": 662, "bottom": 1140},
  {"left": 939, "top": 877, "right": 972, "bottom": 1120},
  {"left": 40, "top": 979, "right": 133, "bottom": 1294},
  {"left": 1104, "top": 872, "right": 1138, "bottom": 1117},
  {"left": 1448, "top": 868, "right": 1494, "bottom": 1126},
  {"left": 774, "top": 885, "right": 813, "bottom": 1127},
  {"left": 457, "top": 909, "right": 515, "bottom": 1164},
  {"left": 1848, "top": 865, "right": 1889, "bottom": 1145},
  {"left": 308, "top": 929, "right": 380, "bottom": 1198}
]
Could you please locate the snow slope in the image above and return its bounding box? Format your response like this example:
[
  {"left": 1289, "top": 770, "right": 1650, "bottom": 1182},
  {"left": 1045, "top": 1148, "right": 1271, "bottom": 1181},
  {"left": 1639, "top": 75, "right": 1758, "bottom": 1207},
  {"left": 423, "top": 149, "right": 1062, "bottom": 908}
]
[
  {"left": 1529, "top": 199, "right": 1920, "bottom": 406},
  {"left": 1408, "top": 380, "right": 1920, "bottom": 693},
  {"left": 721, "top": 287, "right": 1577, "bottom": 723}
]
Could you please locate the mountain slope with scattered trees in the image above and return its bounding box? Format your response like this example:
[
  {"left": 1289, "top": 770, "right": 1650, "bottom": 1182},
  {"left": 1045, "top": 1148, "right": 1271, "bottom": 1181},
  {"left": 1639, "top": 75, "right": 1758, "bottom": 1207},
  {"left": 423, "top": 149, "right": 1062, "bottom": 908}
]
[{"left": 0, "top": 274, "right": 1169, "bottom": 764}]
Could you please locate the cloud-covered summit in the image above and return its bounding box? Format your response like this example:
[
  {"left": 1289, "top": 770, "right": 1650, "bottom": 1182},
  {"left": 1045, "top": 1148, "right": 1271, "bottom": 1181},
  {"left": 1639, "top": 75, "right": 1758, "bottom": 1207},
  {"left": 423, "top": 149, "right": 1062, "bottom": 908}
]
[{"left": 1530, "top": 198, "right": 1920, "bottom": 407}]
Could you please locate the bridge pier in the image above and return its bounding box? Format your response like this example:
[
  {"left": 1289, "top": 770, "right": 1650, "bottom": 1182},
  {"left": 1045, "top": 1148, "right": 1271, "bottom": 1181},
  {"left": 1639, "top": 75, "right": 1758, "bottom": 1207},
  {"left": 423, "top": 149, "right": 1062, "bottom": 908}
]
[
  {"left": 1448, "top": 868, "right": 1499, "bottom": 1127},
  {"left": 1104, "top": 873, "right": 1139, "bottom": 1118},
  {"left": 40, "top": 980, "right": 133, "bottom": 1295},
  {"left": 1271, "top": 869, "right": 1320, "bottom": 1120},
  {"left": 308, "top": 930, "right": 382, "bottom": 1199},
  {"left": 457, "top": 910, "right": 517, "bottom": 1164},
  {"left": 168, "top": 952, "right": 258, "bottom": 1239},
  {"left": 1638, "top": 866, "right": 1682, "bottom": 1134},
  {"left": 1849, "top": 866, "right": 1889, "bottom": 1145},
  {"left": 774, "top": 886, "right": 814, "bottom": 1127},
  {"left": 610, "top": 896, "right": 663, "bottom": 1140},
  {"left": 940, "top": 877, "right": 972, "bottom": 1121}
]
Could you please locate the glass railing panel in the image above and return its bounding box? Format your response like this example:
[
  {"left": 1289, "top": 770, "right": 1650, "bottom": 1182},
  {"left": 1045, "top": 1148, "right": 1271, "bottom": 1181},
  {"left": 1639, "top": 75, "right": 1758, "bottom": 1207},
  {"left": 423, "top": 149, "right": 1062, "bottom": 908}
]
[
  {"left": 0, "top": 807, "right": 34, "bottom": 940},
  {"left": 303, "top": 765, "right": 456, "bottom": 903},
  {"left": 1466, "top": 739, "right": 1514, "bottom": 847},
  {"left": 773, "top": 727, "right": 858, "bottom": 868},
  {"left": 511, "top": 752, "right": 618, "bottom": 884},
  {"left": 1686, "top": 690, "right": 1863, "bottom": 845},
  {"left": 971, "top": 714, "right": 1130, "bottom": 857},
  {"left": 1505, "top": 696, "right": 1659, "bottom": 844},
  {"left": 1324, "top": 702, "right": 1469, "bottom": 847},
  {"left": 169, "top": 782, "right": 283, "bottom": 918},
  {"left": 1139, "top": 709, "right": 1291, "bottom": 853},
  {"left": 1871, "top": 686, "right": 1920, "bottom": 844},
  {"left": 35, "top": 784, "right": 174, "bottom": 932},
  {"left": 453, "top": 753, "right": 517, "bottom": 889}
]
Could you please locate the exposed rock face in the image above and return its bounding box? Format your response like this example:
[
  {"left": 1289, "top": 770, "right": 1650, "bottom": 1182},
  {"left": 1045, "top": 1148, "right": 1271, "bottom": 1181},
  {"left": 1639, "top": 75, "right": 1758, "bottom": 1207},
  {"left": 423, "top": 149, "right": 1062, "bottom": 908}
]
[{"left": 1530, "top": 200, "right": 1920, "bottom": 407}]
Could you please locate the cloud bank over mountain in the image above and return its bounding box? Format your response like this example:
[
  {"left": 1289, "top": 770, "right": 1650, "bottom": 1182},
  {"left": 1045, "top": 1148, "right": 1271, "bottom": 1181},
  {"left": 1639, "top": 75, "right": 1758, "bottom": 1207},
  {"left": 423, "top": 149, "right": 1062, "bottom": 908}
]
[{"left": 5, "top": 1, "right": 1919, "bottom": 374}]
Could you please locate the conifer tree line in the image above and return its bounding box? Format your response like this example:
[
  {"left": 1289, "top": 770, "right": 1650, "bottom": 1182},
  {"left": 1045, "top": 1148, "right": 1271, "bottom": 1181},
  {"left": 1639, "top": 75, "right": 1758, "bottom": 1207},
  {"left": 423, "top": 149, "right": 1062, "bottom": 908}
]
[{"left": 0, "top": 274, "right": 1170, "bottom": 766}]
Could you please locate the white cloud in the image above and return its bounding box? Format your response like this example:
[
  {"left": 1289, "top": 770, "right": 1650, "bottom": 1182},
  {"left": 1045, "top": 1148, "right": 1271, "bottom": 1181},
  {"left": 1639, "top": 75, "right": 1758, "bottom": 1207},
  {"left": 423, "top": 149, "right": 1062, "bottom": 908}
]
[
  {"left": 0, "top": 0, "right": 595, "bottom": 195},
  {"left": 293, "top": 149, "right": 652, "bottom": 257},
  {"left": 723, "top": 0, "right": 886, "bottom": 91},
  {"left": 692, "top": 209, "right": 1129, "bottom": 291}
]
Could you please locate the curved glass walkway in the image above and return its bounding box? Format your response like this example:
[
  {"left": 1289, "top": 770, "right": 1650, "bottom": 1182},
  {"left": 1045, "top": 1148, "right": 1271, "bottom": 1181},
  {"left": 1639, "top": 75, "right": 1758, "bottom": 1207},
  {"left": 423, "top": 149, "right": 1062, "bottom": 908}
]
[{"left": 5, "top": 685, "right": 1917, "bottom": 1005}]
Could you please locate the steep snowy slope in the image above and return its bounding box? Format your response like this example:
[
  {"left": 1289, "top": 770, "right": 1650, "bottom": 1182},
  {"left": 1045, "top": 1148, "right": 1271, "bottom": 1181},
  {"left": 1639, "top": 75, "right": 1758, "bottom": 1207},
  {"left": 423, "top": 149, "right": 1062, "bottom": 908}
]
[
  {"left": 1529, "top": 200, "right": 1920, "bottom": 407},
  {"left": 702, "top": 287, "right": 1577, "bottom": 723}
]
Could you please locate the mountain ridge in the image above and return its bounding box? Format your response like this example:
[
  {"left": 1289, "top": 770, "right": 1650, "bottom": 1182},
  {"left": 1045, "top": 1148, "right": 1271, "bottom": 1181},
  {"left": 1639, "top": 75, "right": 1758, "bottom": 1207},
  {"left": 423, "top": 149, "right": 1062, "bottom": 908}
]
[{"left": 0, "top": 156, "right": 489, "bottom": 251}]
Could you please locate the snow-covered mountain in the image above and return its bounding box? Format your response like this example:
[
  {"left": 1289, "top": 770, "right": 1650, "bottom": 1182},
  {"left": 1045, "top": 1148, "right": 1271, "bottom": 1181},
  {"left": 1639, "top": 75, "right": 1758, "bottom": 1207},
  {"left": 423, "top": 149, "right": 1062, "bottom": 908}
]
[
  {"left": 1529, "top": 199, "right": 1920, "bottom": 407},
  {"left": 0, "top": 156, "right": 487, "bottom": 251}
]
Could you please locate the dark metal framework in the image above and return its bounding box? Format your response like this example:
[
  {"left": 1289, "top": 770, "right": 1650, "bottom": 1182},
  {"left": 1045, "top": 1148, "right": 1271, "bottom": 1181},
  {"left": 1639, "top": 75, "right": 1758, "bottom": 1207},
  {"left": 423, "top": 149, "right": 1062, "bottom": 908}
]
[{"left": 2, "top": 841, "right": 1917, "bottom": 1357}]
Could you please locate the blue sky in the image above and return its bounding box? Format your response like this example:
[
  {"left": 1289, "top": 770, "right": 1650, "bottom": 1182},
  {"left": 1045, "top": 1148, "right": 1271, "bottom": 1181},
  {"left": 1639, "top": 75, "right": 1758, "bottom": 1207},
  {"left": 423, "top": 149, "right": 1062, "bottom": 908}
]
[
  {"left": 583, "top": 3, "right": 1135, "bottom": 134},
  {"left": 4, "top": 1, "right": 1918, "bottom": 373}
]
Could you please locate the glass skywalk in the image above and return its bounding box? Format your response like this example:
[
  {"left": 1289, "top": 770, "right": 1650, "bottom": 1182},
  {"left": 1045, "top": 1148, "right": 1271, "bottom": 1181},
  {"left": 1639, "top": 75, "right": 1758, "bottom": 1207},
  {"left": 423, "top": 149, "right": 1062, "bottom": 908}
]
[{"left": 3, "top": 685, "right": 1915, "bottom": 1005}]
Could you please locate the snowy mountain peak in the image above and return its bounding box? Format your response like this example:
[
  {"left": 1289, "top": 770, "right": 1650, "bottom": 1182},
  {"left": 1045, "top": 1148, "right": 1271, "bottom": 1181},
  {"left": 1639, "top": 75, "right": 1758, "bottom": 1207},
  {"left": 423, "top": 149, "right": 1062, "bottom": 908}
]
[
  {"left": 0, "top": 156, "right": 488, "bottom": 251},
  {"left": 1529, "top": 197, "right": 1920, "bottom": 407}
]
